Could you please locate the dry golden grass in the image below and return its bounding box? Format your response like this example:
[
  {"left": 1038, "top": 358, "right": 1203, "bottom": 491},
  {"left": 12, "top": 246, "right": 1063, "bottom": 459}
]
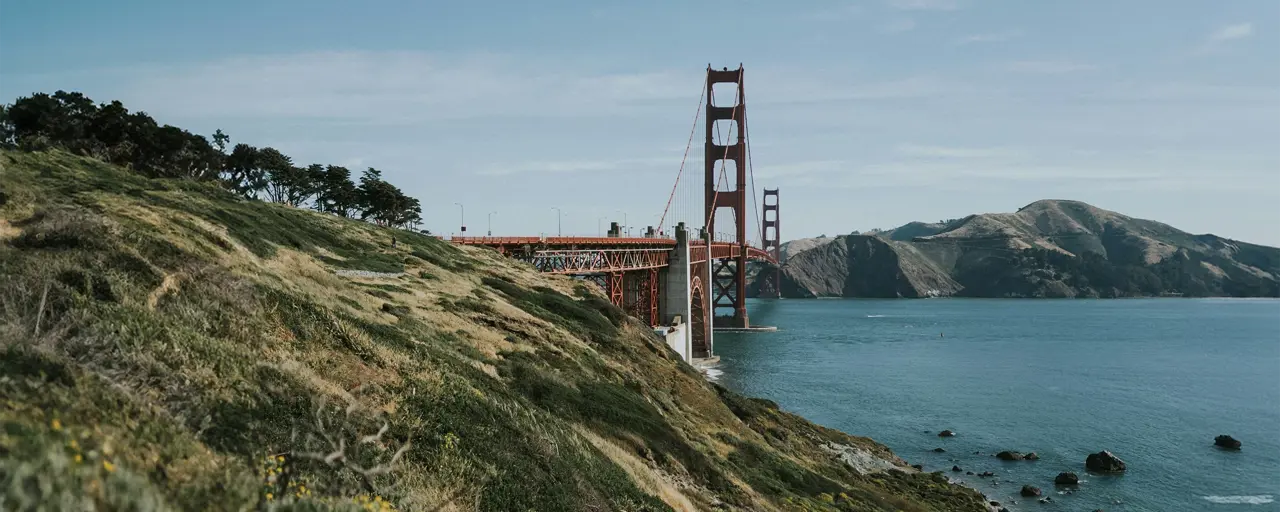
[
  {"left": 576, "top": 426, "right": 699, "bottom": 512},
  {"left": 0, "top": 219, "right": 19, "bottom": 241}
]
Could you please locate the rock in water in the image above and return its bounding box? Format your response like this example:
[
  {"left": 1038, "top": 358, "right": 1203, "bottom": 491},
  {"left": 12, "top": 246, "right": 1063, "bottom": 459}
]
[
  {"left": 996, "top": 451, "right": 1024, "bottom": 461},
  {"left": 1024, "top": 452, "right": 1040, "bottom": 460},
  {"left": 933, "top": 447, "right": 946, "bottom": 452},
  {"left": 1020, "top": 485, "right": 1041, "bottom": 497},
  {"left": 1054, "top": 472, "right": 1080, "bottom": 485},
  {"left": 1086, "top": 451, "right": 1127, "bottom": 472},
  {"left": 952, "top": 465, "right": 962, "bottom": 472},
  {"left": 938, "top": 430, "right": 956, "bottom": 437},
  {"left": 1214, "top": 435, "right": 1242, "bottom": 450}
]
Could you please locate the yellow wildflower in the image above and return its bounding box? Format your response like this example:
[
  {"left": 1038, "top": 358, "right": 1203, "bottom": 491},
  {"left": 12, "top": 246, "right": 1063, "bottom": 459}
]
[
  {"left": 102, "top": 460, "right": 116, "bottom": 473},
  {"left": 266, "top": 492, "right": 274, "bottom": 501},
  {"left": 74, "top": 454, "right": 82, "bottom": 463},
  {"left": 276, "top": 455, "right": 285, "bottom": 463},
  {"left": 50, "top": 419, "right": 62, "bottom": 431}
]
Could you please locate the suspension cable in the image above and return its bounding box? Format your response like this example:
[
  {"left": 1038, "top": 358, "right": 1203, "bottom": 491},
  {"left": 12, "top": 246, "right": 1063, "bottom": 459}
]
[{"left": 657, "top": 73, "right": 709, "bottom": 234}]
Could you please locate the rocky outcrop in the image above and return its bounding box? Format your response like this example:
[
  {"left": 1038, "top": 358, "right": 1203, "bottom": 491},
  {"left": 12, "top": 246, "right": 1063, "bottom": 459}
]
[
  {"left": 1055, "top": 472, "right": 1079, "bottom": 485},
  {"left": 1020, "top": 485, "right": 1041, "bottom": 497},
  {"left": 1086, "top": 451, "right": 1127, "bottom": 472},
  {"left": 765, "top": 235, "right": 962, "bottom": 298},
  {"left": 996, "top": 451, "right": 1024, "bottom": 461},
  {"left": 750, "top": 199, "right": 1280, "bottom": 299},
  {"left": 938, "top": 430, "right": 956, "bottom": 437},
  {"left": 1214, "top": 435, "right": 1242, "bottom": 450},
  {"left": 778, "top": 236, "right": 838, "bottom": 263}
]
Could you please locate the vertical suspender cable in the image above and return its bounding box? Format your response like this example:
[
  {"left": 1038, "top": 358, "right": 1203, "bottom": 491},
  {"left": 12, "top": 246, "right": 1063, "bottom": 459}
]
[{"left": 657, "top": 74, "right": 709, "bottom": 235}]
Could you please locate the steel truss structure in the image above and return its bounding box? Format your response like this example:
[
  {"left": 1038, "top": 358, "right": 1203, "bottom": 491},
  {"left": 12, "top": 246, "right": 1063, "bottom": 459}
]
[{"left": 519, "top": 248, "right": 671, "bottom": 275}]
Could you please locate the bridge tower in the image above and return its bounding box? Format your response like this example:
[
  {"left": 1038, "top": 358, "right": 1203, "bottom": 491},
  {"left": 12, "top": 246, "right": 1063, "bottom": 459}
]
[
  {"left": 704, "top": 64, "right": 750, "bottom": 328},
  {"left": 760, "top": 188, "right": 782, "bottom": 298}
]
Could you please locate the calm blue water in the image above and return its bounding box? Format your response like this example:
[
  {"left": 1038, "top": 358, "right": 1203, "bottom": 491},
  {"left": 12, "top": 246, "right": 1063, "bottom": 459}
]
[{"left": 713, "top": 298, "right": 1280, "bottom": 511}]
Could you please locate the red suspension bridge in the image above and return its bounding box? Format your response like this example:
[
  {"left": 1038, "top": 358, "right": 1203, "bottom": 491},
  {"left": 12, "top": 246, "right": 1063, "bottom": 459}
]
[{"left": 452, "top": 65, "right": 782, "bottom": 362}]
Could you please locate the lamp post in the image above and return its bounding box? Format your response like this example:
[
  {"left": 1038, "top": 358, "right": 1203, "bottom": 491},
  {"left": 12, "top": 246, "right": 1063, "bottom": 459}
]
[
  {"left": 487, "top": 211, "right": 497, "bottom": 237},
  {"left": 552, "top": 207, "right": 562, "bottom": 236},
  {"left": 454, "top": 202, "right": 465, "bottom": 237},
  {"left": 597, "top": 216, "right": 607, "bottom": 237},
  {"left": 616, "top": 209, "right": 627, "bottom": 237}
]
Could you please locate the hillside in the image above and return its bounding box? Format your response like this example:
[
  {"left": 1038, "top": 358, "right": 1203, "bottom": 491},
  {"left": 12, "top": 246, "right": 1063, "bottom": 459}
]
[
  {"left": 754, "top": 200, "right": 1280, "bottom": 299},
  {"left": 0, "top": 149, "right": 992, "bottom": 511},
  {"left": 778, "top": 237, "right": 839, "bottom": 263}
]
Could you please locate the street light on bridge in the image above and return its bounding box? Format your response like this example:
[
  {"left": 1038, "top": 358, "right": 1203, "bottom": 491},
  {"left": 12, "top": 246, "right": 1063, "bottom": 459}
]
[
  {"left": 487, "top": 211, "right": 497, "bottom": 236},
  {"left": 616, "top": 209, "right": 627, "bottom": 237},
  {"left": 551, "top": 207, "right": 563, "bottom": 236},
  {"left": 597, "top": 216, "right": 606, "bottom": 237},
  {"left": 454, "top": 202, "right": 465, "bottom": 236}
]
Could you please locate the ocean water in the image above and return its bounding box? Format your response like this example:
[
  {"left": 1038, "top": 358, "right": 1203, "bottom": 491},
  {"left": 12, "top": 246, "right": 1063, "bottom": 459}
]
[{"left": 712, "top": 298, "right": 1280, "bottom": 511}]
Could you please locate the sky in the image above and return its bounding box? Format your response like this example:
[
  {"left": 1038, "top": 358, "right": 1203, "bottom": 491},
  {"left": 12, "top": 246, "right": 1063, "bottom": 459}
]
[{"left": 2, "top": 0, "right": 1278, "bottom": 245}]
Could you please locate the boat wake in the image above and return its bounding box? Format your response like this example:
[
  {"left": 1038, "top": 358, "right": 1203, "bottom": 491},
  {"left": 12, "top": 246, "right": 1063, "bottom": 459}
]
[{"left": 1202, "top": 495, "right": 1274, "bottom": 505}]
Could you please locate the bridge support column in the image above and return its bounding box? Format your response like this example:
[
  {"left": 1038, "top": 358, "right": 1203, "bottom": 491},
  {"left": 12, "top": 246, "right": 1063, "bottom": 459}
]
[
  {"left": 705, "top": 64, "right": 750, "bottom": 329},
  {"left": 608, "top": 272, "right": 624, "bottom": 308},
  {"left": 759, "top": 188, "right": 782, "bottom": 298},
  {"left": 661, "top": 224, "right": 693, "bottom": 362}
]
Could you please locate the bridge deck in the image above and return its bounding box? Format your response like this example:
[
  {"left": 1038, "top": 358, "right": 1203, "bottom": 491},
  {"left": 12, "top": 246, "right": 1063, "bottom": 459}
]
[
  {"left": 451, "top": 236, "right": 777, "bottom": 268},
  {"left": 452, "top": 236, "right": 676, "bottom": 247}
]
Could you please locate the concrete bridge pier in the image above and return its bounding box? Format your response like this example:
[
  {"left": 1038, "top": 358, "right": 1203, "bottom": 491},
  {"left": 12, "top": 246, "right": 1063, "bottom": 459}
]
[{"left": 658, "top": 223, "right": 694, "bottom": 362}]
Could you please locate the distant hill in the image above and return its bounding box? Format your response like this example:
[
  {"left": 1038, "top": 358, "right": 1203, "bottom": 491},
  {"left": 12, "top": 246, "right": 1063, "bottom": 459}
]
[{"left": 751, "top": 200, "right": 1280, "bottom": 299}]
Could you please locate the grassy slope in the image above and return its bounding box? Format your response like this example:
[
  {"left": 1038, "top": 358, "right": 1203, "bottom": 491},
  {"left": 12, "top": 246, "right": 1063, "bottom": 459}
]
[{"left": 0, "top": 150, "right": 989, "bottom": 512}]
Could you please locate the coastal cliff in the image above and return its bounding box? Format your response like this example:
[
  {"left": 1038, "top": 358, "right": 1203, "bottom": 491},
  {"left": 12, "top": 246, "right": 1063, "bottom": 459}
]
[
  {"left": 753, "top": 200, "right": 1280, "bottom": 299},
  {"left": 0, "top": 150, "right": 991, "bottom": 511}
]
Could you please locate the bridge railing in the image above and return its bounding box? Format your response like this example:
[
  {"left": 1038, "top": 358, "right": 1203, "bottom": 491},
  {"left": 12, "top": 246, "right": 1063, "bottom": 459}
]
[{"left": 452, "top": 235, "right": 678, "bottom": 246}]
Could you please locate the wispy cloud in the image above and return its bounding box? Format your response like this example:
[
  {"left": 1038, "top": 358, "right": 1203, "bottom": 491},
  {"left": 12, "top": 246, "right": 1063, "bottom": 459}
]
[
  {"left": 1194, "top": 22, "right": 1255, "bottom": 54},
  {"left": 752, "top": 160, "right": 850, "bottom": 180},
  {"left": 1005, "top": 60, "right": 1096, "bottom": 74},
  {"left": 1209, "top": 23, "right": 1254, "bottom": 42},
  {"left": 476, "top": 156, "right": 680, "bottom": 176},
  {"left": 955, "top": 30, "right": 1023, "bottom": 45},
  {"left": 831, "top": 160, "right": 1269, "bottom": 193},
  {"left": 800, "top": 4, "right": 864, "bottom": 20},
  {"left": 752, "top": 75, "right": 984, "bottom": 105},
  {"left": 895, "top": 144, "right": 1027, "bottom": 159},
  {"left": 888, "top": 0, "right": 960, "bottom": 11},
  {"left": 881, "top": 19, "right": 917, "bottom": 34},
  {"left": 30, "top": 51, "right": 700, "bottom": 123}
]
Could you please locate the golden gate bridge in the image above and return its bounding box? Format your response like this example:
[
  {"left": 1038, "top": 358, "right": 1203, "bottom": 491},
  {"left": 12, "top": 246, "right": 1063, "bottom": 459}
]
[{"left": 451, "top": 64, "right": 782, "bottom": 363}]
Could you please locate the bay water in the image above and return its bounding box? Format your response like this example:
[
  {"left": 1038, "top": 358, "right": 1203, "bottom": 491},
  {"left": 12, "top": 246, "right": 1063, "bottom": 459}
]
[{"left": 712, "top": 298, "right": 1280, "bottom": 511}]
